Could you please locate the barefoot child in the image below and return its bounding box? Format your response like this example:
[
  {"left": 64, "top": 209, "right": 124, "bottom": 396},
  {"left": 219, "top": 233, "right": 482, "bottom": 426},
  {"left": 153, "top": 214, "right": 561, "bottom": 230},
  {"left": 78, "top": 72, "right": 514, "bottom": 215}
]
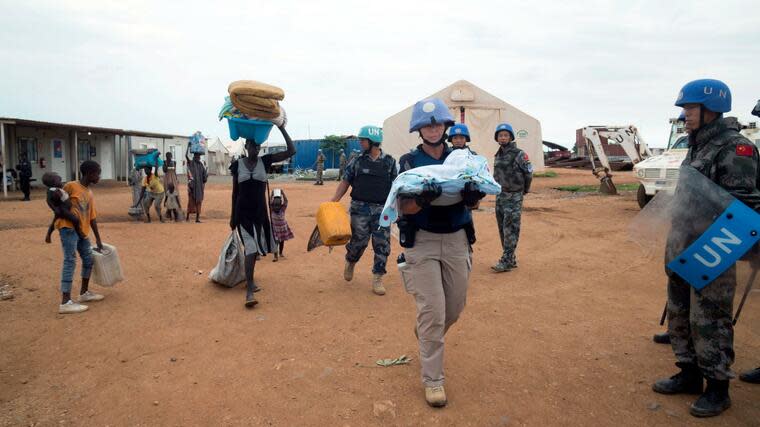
[
  {"left": 55, "top": 161, "right": 105, "bottom": 314},
  {"left": 43, "top": 172, "right": 85, "bottom": 243},
  {"left": 269, "top": 188, "right": 294, "bottom": 261},
  {"left": 164, "top": 182, "right": 181, "bottom": 221}
]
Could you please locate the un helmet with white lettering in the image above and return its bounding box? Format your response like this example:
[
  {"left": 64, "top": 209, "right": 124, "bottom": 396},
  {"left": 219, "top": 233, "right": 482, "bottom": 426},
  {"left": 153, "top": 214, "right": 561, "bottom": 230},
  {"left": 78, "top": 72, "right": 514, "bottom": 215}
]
[
  {"left": 674, "top": 79, "right": 731, "bottom": 113},
  {"left": 357, "top": 125, "right": 383, "bottom": 145}
]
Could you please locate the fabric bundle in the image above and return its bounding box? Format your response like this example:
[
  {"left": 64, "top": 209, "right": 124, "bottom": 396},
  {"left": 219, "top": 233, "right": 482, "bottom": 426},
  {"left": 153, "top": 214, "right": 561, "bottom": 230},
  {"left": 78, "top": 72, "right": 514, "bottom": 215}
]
[
  {"left": 228, "top": 80, "right": 284, "bottom": 120},
  {"left": 379, "top": 149, "right": 502, "bottom": 227}
]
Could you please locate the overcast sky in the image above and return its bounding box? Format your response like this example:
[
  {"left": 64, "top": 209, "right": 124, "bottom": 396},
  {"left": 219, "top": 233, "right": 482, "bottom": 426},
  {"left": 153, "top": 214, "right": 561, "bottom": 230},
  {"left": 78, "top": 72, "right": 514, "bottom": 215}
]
[{"left": 1, "top": 0, "right": 758, "bottom": 148}]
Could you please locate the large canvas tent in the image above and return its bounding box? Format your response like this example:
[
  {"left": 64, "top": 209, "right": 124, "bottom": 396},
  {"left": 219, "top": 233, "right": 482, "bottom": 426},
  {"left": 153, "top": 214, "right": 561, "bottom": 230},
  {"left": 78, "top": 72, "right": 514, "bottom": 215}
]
[
  {"left": 206, "top": 136, "right": 231, "bottom": 175},
  {"left": 382, "top": 80, "right": 544, "bottom": 170}
]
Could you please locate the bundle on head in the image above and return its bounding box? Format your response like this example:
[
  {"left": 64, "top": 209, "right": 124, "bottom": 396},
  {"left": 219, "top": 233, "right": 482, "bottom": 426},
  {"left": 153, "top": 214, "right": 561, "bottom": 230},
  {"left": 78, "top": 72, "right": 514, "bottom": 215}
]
[{"left": 228, "top": 80, "right": 285, "bottom": 119}]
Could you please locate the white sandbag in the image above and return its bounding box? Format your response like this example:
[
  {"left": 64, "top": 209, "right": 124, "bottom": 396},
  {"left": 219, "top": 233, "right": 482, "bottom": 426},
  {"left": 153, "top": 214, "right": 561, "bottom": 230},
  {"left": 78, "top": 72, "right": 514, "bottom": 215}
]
[
  {"left": 209, "top": 231, "right": 246, "bottom": 288},
  {"left": 91, "top": 243, "right": 124, "bottom": 287}
]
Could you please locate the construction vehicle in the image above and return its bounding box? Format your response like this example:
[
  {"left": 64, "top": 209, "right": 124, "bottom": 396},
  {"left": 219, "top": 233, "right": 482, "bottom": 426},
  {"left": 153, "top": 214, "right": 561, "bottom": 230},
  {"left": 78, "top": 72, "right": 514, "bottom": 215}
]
[
  {"left": 633, "top": 118, "right": 760, "bottom": 208},
  {"left": 580, "top": 126, "right": 652, "bottom": 195}
]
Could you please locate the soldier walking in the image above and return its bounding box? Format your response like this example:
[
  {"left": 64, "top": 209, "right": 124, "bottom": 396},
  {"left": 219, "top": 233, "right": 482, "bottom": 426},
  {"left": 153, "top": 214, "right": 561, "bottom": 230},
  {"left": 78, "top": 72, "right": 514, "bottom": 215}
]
[
  {"left": 338, "top": 151, "right": 347, "bottom": 181},
  {"left": 330, "top": 126, "right": 397, "bottom": 295},
  {"left": 653, "top": 79, "right": 760, "bottom": 418},
  {"left": 491, "top": 123, "right": 532, "bottom": 272},
  {"left": 315, "top": 149, "right": 325, "bottom": 185},
  {"left": 396, "top": 98, "right": 485, "bottom": 407}
]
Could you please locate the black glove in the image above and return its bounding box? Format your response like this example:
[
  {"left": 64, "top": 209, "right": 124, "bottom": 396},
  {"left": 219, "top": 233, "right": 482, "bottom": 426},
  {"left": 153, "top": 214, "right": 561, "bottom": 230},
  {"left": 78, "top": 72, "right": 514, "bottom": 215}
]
[
  {"left": 461, "top": 182, "right": 486, "bottom": 208},
  {"left": 415, "top": 182, "right": 442, "bottom": 208}
]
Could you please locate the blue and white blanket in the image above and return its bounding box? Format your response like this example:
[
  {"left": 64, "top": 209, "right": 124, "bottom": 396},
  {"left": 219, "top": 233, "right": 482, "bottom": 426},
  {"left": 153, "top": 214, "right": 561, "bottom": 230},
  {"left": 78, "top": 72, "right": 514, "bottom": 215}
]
[{"left": 379, "top": 149, "right": 501, "bottom": 227}]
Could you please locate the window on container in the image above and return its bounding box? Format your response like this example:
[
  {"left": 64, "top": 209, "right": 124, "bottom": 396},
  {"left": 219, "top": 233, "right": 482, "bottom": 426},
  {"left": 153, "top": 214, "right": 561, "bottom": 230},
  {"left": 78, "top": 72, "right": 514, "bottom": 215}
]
[{"left": 16, "top": 137, "right": 38, "bottom": 161}]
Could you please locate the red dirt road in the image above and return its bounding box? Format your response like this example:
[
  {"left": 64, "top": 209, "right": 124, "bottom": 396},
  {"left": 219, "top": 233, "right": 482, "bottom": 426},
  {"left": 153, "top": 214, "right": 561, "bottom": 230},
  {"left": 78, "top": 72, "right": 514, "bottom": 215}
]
[{"left": 1, "top": 169, "right": 758, "bottom": 426}]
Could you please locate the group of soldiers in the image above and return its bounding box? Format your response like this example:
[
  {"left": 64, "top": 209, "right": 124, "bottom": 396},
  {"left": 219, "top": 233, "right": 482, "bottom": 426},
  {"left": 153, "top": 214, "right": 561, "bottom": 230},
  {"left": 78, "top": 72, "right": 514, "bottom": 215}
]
[
  {"left": 314, "top": 82, "right": 760, "bottom": 416},
  {"left": 327, "top": 98, "right": 532, "bottom": 407}
]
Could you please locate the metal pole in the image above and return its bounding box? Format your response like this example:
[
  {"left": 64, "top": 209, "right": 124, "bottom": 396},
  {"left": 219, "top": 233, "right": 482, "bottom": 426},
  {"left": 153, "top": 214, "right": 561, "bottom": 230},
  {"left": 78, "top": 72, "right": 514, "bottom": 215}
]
[
  {"left": 733, "top": 268, "right": 758, "bottom": 326},
  {"left": 1, "top": 122, "right": 6, "bottom": 198},
  {"left": 74, "top": 131, "right": 79, "bottom": 181}
]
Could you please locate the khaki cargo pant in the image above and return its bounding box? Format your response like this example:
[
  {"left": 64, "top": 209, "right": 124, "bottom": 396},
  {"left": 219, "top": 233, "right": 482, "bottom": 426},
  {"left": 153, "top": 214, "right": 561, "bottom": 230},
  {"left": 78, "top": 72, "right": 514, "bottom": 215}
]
[{"left": 399, "top": 229, "right": 472, "bottom": 387}]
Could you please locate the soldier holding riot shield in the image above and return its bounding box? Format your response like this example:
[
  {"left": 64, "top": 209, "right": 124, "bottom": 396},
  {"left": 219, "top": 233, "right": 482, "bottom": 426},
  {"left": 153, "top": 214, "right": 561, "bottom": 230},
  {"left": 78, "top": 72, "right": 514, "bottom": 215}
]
[{"left": 652, "top": 80, "right": 760, "bottom": 418}]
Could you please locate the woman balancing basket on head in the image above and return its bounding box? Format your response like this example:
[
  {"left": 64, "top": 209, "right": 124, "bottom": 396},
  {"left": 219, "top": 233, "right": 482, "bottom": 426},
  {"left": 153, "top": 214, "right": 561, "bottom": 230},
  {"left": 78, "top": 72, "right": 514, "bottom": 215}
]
[{"left": 225, "top": 80, "right": 295, "bottom": 308}]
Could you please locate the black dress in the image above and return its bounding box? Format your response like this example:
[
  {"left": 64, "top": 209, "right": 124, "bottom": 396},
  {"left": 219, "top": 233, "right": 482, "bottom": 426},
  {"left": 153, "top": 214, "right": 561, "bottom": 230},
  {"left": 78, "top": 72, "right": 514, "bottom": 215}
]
[{"left": 230, "top": 155, "right": 276, "bottom": 256}]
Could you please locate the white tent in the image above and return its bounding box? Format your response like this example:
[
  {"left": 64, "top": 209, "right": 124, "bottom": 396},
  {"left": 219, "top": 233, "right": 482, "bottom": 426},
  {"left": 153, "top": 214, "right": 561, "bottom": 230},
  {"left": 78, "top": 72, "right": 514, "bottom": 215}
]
[
  {"left": 207, "top": 136, "right": 232, "bottom": 175},
  {"left": 382, "top": 80, "right": 544, "bottom": 170}
]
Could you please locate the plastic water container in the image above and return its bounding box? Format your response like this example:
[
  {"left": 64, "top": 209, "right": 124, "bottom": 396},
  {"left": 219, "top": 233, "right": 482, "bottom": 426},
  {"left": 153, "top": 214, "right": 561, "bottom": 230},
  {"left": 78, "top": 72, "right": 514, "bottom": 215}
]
[
  {"left": 227, "top": 117, "right": 274, "bottom": 143},
  {"left": 316, "top": 202, "right": 351, "bottom": 246},
  {"left": 91, "top": 243, "right": 124, "bottom": 287}
]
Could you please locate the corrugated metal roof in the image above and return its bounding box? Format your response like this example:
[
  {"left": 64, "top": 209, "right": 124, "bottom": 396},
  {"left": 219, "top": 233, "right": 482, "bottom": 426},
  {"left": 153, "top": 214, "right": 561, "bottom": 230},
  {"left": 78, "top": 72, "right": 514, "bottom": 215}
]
[{"left": 0, "top": 117, "right": 185, "bottom": 139}]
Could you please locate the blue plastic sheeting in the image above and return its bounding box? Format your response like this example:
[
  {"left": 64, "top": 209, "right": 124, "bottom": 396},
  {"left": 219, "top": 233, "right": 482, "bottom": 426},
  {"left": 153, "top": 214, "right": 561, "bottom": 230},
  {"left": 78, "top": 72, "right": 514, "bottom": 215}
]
[{"left": 290, "top": 138, "right": 364, "bottom": 170}]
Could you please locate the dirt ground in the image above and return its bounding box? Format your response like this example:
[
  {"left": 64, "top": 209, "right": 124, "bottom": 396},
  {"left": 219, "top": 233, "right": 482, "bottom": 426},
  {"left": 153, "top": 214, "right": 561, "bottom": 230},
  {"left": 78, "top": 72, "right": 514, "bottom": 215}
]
[{"left": 1, "top": 168, "right": 758, "bottom": 426}]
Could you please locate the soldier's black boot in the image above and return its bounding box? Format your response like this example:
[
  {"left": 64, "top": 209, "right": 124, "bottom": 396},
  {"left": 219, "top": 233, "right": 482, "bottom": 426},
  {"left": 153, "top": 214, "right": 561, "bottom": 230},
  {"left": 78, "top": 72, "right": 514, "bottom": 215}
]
[
  {"left": 652, "top": 363, "right": 703, "bottom": 394},
  {"left": 652, "top": 332, "right": 671, "bottom": 344},
  {"left": 689, "top": 378, "right": 730, "bottom": 418},
  {"left": 739, "top": 367, "right": 760, "bottom": 384}
]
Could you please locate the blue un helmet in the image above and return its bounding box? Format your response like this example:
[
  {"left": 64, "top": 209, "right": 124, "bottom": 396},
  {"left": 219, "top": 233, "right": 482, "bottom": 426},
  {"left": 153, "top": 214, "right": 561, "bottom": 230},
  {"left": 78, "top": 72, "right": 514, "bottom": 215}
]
[
  {"left": 447, "top": 123, "right": 471, "bottom": 142},
  {"left": 409, "top": 98, "right": 455, "bottom": 132},
  {"left": 674, "top": 79, "right": 731, "bottom": 113},
  {"left": 494, "top": 123, "right": 515, "bottom": 141},
  {"left": 357, "top": 125, "right": 383, "bottom": 145}
]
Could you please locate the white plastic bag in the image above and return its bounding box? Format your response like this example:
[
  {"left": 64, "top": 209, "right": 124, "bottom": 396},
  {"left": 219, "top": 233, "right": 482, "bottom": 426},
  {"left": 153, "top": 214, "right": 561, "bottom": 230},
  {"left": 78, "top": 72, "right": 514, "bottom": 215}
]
[
  {"left": 209, "top": 231, "right": 246, "bottom": 288},
  {"left": 91, "top": 243, "right": 124, "bottom": 287}
]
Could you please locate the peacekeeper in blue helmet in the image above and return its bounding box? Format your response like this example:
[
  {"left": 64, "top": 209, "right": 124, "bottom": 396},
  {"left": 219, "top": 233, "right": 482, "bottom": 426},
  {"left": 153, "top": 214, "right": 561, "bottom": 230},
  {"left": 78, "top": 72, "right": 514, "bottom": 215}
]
[
  {"left": 330, "top": 125, "right": 397, "bottom": 296},
  {"left": 738, "top": 99, "right": 760, "bottom": 386},
  {"left": 447, "top": 123, "right": 477, "bottom": 154},
  {"left": 491, "top": 122, "right": 532, "bottom": 272},
  {"left": 396, "top": 98, "right": 486, "bottom": 408},
  {"left": 653, "top": 79, "right": 760, "bottom": 418}
]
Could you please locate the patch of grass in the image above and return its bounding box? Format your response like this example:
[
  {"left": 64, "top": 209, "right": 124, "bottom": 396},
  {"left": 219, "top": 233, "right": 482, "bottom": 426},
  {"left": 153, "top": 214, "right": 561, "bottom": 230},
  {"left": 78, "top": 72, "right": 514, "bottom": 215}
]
[
  {"left": 533, "top": 170, "right": 558, "bottom": 178},
  {"left": 554, "top": 183, "right": 640, "bottom": 192},
  {"left": 554, "top": 184, "right": 598, "bottom": 192}
]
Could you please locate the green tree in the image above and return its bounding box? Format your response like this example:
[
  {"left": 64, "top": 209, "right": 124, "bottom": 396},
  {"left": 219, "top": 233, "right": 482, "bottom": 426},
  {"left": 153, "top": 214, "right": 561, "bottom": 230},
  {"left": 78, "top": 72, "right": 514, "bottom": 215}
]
[{"left": 320, "top": 135, "right": 347, "bottom": 168}]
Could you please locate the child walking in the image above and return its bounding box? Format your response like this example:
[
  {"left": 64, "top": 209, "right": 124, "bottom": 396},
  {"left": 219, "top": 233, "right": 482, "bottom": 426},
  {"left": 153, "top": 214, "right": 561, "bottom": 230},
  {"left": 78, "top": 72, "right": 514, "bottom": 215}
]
[
  {"left": 54, "top": 161, "right": 105, "bottom": 314},
  {"left": 269, "top": 188, "right": 294, "bottom": 262},
  {"left": 42, "top": 172, "right": 85, "bottom": 243},
  {"left": 164, "top": 182, "right": 182, "bottom": 221}
]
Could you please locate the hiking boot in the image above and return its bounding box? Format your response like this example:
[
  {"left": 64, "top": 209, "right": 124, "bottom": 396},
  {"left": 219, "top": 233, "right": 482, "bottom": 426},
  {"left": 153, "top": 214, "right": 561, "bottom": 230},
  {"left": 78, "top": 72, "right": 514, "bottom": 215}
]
[
  {"left": 425, "top": 385, "right": 447, "bottom": 407},
  {"left": 344, "top": 261, "right": 356, "bottom": 282},
  {"left": 653, "top": 332, "right": 671, "bottom": 344},
  {"left": 653, "top": 364, "right": 703, "bottom": 395},
  {"left": 78, "top": 291, "right": 104, "bottom": 303},
  {"left": 491, "top": 262, "right": 513, "bottom": 273},
  {"left": 372, "top": 274, "right": 386, "bottom": 296},
  {"left": 59, "top": 300, "right": 88, "bottom": 314},
  {"left": 739, "top": 367, "right": 760, "bottom": 384},
  {"left": 690, "top": 379, "right": 731, "bottom": 418}
]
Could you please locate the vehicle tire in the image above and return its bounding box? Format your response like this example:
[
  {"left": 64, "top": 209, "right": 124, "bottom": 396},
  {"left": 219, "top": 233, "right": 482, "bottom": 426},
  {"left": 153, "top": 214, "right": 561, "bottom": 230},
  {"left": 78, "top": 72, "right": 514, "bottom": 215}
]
[{"left": 637, "top": 184, "right": 653, "bottom": 209}]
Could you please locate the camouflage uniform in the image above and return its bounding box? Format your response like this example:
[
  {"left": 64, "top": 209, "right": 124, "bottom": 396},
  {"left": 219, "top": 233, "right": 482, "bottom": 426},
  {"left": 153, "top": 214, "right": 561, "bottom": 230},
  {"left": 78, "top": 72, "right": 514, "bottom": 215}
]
[
  {"left": 338, "top": 152, "right": 347, "bottom": 181},
  {"left": 493, "top": 142, "right": 533, "bottom": 267},
  {"left": 315, "top": 152, "right": 326, "bottom": 185},
  {"left": 666, "top": 117, "right": 760, "bottom": 380},
  {"left": 344, "top": 152, "right": 398, "bottom": 275}
]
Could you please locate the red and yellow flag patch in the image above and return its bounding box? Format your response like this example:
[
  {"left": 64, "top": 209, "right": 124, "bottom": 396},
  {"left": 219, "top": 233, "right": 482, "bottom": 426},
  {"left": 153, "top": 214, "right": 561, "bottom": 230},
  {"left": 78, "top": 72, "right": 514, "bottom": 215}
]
[{"left": 736, "top": 144, "right": 754, "bottom": 157}]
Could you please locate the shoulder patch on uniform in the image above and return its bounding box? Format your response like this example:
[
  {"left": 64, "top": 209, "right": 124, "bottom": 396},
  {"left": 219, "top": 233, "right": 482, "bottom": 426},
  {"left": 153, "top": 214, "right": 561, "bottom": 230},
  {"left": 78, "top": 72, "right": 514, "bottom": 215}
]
[
  {"left": 523, "top": 153, "right": 530, "bottom": 161},
  {"left": 736, "top": 144, "right": 754, "bottom": 157}
]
